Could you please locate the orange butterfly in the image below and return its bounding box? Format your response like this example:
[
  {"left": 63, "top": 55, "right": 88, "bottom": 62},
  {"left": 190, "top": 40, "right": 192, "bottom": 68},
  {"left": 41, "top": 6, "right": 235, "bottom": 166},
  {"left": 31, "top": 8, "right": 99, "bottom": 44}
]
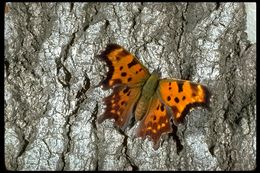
[{"left": 97, "top": 44, "right": 210, "bottom": 150}]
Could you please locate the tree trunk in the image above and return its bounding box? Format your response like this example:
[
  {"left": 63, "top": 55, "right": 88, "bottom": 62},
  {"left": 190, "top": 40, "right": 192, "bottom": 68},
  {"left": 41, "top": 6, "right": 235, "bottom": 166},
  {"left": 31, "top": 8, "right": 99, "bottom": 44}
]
[{"left": 4, "top": 2, "right": 256, "bottom": 171}]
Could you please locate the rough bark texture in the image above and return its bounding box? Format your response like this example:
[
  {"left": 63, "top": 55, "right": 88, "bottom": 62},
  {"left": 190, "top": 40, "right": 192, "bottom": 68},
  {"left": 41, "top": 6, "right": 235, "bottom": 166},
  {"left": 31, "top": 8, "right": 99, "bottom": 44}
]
[{"left": 4, "top": 2, "right": 256, "bottom": 171}]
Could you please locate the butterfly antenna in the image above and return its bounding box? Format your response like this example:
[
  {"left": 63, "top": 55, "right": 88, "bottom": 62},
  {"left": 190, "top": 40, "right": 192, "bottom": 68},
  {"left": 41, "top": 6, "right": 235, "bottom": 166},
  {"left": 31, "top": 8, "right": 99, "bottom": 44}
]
[
  {"left": 156, "top": 46, "right": 165, "bottom": 76},
  {"left": 155, "top": 61, "right": 162, "bottom": 77}
]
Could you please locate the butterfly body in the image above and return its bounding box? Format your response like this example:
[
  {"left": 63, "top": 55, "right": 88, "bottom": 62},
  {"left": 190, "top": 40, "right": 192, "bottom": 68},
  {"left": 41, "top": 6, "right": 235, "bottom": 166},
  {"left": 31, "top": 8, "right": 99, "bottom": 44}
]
[
  {"left": 98, "top": 44, "right": 210, "bottom": 150},
  {"left": 135, "top": 71, "right": 160, "bottom": 121}
]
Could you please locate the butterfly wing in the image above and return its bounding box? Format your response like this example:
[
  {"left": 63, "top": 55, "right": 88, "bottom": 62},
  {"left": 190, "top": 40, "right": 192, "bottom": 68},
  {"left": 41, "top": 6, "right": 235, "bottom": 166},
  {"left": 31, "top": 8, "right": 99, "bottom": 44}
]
[
  {"left": 98, "top": 86, "right": 141, "bottom": 129},
  {"left": 98, "top": 44, "right": 150, "bottom": 129},
  {"left": 136, "top": 79, "right": 210, "bottom": 149},
  {"left": 136, "top": 93, "right": 173, "bottom": 150},
  {"left": 98, "top": 44, "right": 150, "bottom": 89},
  {"left": 158, "top": 79, "right": 210, "bottom": 123}
]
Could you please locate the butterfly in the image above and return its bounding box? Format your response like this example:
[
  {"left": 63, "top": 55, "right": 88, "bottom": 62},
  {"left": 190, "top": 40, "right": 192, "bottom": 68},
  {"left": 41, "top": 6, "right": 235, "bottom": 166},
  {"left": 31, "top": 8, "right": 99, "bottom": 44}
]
[{"left": 97, "top": 44, "right": 210, "bottom": 150}]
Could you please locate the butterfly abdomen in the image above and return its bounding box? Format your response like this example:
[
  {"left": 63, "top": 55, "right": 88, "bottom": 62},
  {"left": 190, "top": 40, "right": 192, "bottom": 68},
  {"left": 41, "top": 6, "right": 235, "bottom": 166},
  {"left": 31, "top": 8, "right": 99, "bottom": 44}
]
[{"left": 135, "top": 72, "right": 160, "bottom": 120}]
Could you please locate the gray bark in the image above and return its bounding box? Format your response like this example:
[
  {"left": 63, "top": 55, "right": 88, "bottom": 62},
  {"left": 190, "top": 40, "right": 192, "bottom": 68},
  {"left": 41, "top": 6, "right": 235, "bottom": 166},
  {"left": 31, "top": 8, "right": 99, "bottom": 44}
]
[{"left": 4, "top": 2, "right": 256, "bottom": 171}]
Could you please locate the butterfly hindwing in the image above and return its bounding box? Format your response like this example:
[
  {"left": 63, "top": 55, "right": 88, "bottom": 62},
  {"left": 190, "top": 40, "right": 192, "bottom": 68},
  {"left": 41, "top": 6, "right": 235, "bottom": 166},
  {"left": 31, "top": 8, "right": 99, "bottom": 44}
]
[
  {"left": 99, "top": 44, "right": 150, "bottom": 89},
  {"left": 136, "top": 93, "right": 173, "bottom": 150},
  {"left": 98, "top": 86, "right": 141, "bottom": 129},
  {"left": 158, "top": 79, "right": 210, "bottom": 123}
]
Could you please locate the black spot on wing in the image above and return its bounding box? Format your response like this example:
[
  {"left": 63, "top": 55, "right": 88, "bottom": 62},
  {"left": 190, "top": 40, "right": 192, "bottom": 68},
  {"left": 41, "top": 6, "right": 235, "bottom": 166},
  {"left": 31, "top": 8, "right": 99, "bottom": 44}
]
[
  {"left": 160, "top": 104, "right": 165, "bottom": 112},
  {"left": 177, "top": 82, "right": 184, "bottom": 92},
  {"left": 121, "top": 72, "right": 127, "bottom": 77},
  {"left": 121, "top": 101, "right": 125, "bottom": 106},
  {"left": 116, "top": 56, "right": 121, "bottom": 61},
  {"left": 123, "top": 87, "right": 129, "bottom": 94},
  {"left": 174, "top": 97, "right": 179, "bottom": 103},
  {"left": 127, "top": 58, "right": 138, "bottom": 68}
]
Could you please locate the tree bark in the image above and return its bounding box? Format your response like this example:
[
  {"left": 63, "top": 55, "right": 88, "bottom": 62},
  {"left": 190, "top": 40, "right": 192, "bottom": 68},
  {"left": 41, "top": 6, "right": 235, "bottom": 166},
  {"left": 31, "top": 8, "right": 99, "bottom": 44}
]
[{"left": 4, "top": 2, "right": 256, "bottom": 171}]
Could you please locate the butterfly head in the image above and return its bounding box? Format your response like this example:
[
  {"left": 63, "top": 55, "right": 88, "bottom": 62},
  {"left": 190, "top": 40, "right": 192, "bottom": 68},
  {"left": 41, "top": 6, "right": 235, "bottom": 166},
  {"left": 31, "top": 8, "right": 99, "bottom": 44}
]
[{"left": 151, "top": 67, "right": 161, "bottom": 78}]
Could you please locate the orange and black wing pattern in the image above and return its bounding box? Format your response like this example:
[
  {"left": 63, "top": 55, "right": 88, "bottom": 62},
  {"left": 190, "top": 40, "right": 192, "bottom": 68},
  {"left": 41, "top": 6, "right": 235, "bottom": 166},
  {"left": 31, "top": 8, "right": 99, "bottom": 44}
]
[
  {"left": 136, "top": 93, "right": 172, "bottom": 150},
  {"left": 98, "top": 44, "right": 150, "bottom": 129},
  {"left": 158, "top": 79, "right": 210, "bottom": 123},
  {"left": 98, "top": 44, "right": 150, "bottom": 89}
]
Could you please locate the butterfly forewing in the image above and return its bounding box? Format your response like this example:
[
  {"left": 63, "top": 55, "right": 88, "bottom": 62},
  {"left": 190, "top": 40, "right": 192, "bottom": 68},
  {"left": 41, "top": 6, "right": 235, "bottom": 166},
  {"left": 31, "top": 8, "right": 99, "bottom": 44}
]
[
  {"left": 99, "top": 44, "right": 150, "bottom": 89},
  {"left": 158, "top": 79, "right": 210, "bottom": 123}
]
